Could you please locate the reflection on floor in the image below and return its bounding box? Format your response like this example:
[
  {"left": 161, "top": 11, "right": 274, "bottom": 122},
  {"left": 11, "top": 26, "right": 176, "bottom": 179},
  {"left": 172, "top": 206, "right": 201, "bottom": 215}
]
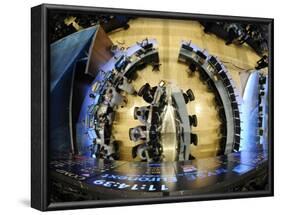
[{"left": 108, "top": 18, "right": 262, "bottom": 161}]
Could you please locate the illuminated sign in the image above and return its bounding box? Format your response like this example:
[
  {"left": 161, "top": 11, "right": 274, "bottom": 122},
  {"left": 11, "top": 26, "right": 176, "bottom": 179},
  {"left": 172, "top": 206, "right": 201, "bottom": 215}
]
[{"left": 93, "top": 179, "right": 169, "bottom": 191}]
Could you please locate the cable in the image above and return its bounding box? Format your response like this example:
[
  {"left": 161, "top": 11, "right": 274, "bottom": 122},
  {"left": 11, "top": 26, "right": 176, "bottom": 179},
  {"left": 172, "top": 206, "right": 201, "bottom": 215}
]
[{"left": 220, "top": 60, "right": 253, "bottom": 71}]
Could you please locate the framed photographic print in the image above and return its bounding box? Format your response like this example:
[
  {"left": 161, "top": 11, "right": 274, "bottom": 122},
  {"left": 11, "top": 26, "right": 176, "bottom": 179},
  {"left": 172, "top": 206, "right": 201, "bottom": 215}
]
[{"left": 31, "top": 4, "right": 273, "bottom": 211}]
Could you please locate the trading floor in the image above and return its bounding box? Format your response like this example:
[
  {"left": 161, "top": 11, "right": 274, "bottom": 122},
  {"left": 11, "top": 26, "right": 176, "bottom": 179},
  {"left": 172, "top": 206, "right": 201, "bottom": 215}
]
[
  {"left": 107, "top": 18, "right": 261, "bottom": 161},
  {"left": 48, "top": 15, "right": 269, "bottom": 201}
]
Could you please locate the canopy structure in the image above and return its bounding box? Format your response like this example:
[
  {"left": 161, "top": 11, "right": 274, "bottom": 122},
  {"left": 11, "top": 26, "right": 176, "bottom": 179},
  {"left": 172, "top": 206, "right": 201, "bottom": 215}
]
[{"left": 50, "top": 26, "right": 98, "bottom": 155}]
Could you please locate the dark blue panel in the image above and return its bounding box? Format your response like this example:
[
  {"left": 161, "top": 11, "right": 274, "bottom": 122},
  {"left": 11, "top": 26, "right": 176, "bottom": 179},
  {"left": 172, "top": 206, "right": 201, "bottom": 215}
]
[{"left": 49, "top": 27, "right": 97, "bottom": 155}]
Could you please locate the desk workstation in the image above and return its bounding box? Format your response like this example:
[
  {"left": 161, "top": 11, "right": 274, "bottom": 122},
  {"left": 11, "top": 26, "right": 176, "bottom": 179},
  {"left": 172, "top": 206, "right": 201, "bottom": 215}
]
[
  {"left": 80, "top": 39, "right": 243, "bottom": 162},
  {"left": 130, "top": 81, "right": 167, "bottom": 162},
  {"left": 129, "top": 80, "right": 198, "bottom": 162},
  {"left": 178, "top": 41, "right": 241, "bottom": 154},
  {"left": 171, "top": 90, "right": 191, "bottom": 161},
  {"left": 80, "top": 39, "right": 160, "bottom": 159}
]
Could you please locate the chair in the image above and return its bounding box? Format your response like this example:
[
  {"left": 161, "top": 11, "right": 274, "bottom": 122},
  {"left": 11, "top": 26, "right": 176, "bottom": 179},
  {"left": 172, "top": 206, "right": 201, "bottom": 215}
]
[
  {"left": 133, "top": 107, "right": 139, "bottom": 119},
  {"left": 136, "top": 58, "right": 145, "bottom": 70},
  {"left": 143, "top": 91, "right": 154, "bottom": 103},
  {"left": 141, "top": 126, "right": 148, "bottom": 138},
  {"left": 189, "top": 115, "right": 198, "bottom": 127},
  {"left": 186, "top": 89, "right": 195, "bottom": 101},
  {"left": 189, "top": 154, "right": 196, "bottom": 160},
  {"left": 125, "top": 68, "right": 138, "bottom": 81},
  {"left": 219, "top": 108, "right": 226, "bottom": 122},
  {"left": 130, "top": 128, "right": 142, "bottom": 141},
  {"left": 217, "top": 136, "right": 227, "bottom": 155},
  {"left": 138, "top": 83, "right": 150, "bottom": 96},
  {"left": 199, "top": 69, "right": 209, "bottom": 82},
  {"left": 131, "top": 145, "right": 138, "bottom": 158},
  {"left": 206, "top": 79, "right": 214, "bottom": 91},
  {"left": 214, "top": 95, "right": 223, "bottom": 106},
  {"left": 129, "top": 128, "right": 135, "bottom": 141},
  {"left": 183, "top": 93, "right": 190, "bottom": 104},
  {"left": 150, "top": 86, "right": 157, "bottom": 96},
  {"left": 259, "top": 77, "right": 266, "bottom": 85},
  {"left": 129, "top": 126, "right": 146, "bottom": 142},
  {"left": 220, "top": 124, "right": 227, "bottom": 136},
  {"left": 258, "top": 95, "right": 262, "bottom": 105},
  {"left": 189, "top": 63, "right": 196, "bottom": 72},
  {"left": 190, "top": 133, "right": 198, "bottom": 146},
  {"left": 132, "top": 144, "right": 147, "bottom": 160}
]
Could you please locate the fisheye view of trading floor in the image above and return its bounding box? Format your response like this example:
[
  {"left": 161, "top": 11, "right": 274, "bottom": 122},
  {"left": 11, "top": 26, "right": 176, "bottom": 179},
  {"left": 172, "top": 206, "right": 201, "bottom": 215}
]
[{"left": 48, "top": 13, "right": 270, "bottom": 201}]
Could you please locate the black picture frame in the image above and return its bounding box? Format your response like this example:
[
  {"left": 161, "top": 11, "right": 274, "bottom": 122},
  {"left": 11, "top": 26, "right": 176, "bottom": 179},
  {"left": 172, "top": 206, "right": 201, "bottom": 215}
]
[{"left": 31, "top": 3, "right": 274, "bottom": 211}]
